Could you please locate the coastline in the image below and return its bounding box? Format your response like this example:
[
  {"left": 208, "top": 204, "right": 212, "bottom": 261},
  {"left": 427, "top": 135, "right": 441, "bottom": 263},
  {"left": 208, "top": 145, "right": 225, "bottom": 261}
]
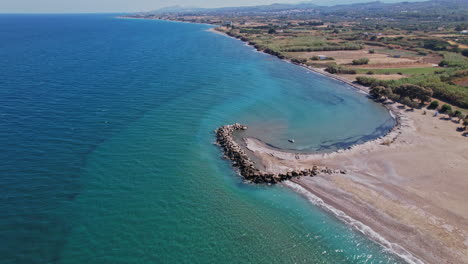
[
  {"left": 244, "top": 105, "right": 468, "bottom": 264},
  {"left": 206, "top": 26, "right": 468, "bottom": 263},
  {"left": 124, "top": 18, "right": 467, "bottom": 263},
  {"left": 207, "top": 28, "right": 371, "bottom": 94}
]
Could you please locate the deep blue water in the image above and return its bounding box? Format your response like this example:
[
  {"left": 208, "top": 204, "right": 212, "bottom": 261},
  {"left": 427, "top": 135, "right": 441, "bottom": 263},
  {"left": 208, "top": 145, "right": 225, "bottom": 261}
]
[{"left": 0, "top": 14, "right": 401, "bottom": 263}]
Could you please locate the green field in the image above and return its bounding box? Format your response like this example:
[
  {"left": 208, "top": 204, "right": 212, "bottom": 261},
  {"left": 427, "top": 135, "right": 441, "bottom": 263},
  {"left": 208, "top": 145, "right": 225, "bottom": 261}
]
[
  {"left": 374, "top": 48, "right": 423, "bottom": 57},
  {"left": 357, "top": 67, "right": 444, "bottom": 75}
]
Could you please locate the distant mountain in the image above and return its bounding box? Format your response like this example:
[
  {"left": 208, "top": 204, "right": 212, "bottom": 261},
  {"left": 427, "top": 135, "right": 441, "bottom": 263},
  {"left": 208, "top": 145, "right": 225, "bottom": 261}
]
[
  {"left": 146, "top": 0, "right": 466, "bottom": 16},
  {"left": 148, "top": 2, "right": 319, "bottom": 14},
  {"left": 307, "top": 0, "right": 425, "bottom": 5},
  {"left": 148, "top": 5, "right": 206, "bottom": 14}
]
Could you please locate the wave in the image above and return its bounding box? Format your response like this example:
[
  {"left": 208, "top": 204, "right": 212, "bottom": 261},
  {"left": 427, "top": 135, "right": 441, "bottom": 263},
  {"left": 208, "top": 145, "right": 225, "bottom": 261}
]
[{"left": 283, "top": 181, "right": 425, "bottom": 264}]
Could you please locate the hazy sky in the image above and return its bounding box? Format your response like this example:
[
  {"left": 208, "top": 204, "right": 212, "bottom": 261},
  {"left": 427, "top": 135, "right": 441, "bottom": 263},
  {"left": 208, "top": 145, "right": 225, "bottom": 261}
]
[
  {"left": 0, "top": 0, "right": 422, "bottom": 13},
  {"left": 0, "top": 0, "right": 296, "bottom": 13}
]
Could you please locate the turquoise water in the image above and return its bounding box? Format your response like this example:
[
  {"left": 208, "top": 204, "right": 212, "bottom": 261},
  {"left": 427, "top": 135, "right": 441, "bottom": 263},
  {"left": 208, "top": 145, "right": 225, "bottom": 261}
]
[{"left": 0, "top": 14, "right": 401, "bottom": 263}]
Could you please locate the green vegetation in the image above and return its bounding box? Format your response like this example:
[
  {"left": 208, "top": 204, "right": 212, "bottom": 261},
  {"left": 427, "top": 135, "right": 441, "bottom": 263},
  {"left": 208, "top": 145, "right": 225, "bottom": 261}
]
[
  {"left": 421, "top": 39, "right": 451, "bottom": 51},
  {"left": 439, "top": 52, "right": 468, "bottom": 68},
  {"left": 282, "top": 44, "right": 362, "bottom": 52},
  {"left": 291, "top": 58, "right": 307, "bottom": 64},
  {"left": 352, "top": 58, "right": 370, "bottom": 65},
  {"left": 462, "top": 49, "right": 468, "bottom": 57},
  {"left": 356, "top": 76, "right": 387, "bottom": 87},
  {"left": 356, "top": 68, "right": 444, "bottom": 75},
  {"left": 150, "top": 0, "right": 468, "bottom": 113},
  {"left": 368, "top": 83, "right": 432, "bottom": 108},
  {"left": 400, "top": 96, "right": 418, "bottom": 108},
  {"left": 395, "top": 84, "right": 433, "bottom": 104},
  {"left": 440, "top": 104, "right": 452, "bottom": 113},
  {"left": 325, "top": 64, "right": 356, "bottom": 74},
  {"left": 243, "top": 34, "right": 363, "bottom": 53},
  {"left": 357, "top": 74, "right": 468, "bottom": 108},
  {"left": 454, "top": 110, "right": 464, "bottom": 120},
  {"left": 375, "top": 48, "right": 422, "bottom": 57},
  {"left": 428, "top": 100, "right": 439, "bottom": 109},
  {"left": 370, "top": 86, "right": 393, "bottom": 100}
]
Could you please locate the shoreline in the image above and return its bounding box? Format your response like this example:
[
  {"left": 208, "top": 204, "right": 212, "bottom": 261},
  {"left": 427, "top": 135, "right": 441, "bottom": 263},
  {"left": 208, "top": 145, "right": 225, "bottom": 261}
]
[
  {"left": 204, "top": 25, "right": 435, "bottom": 263},
  {"left": 206, "top": 27, "right": 404, "bottom": 143},
  {"left": 207, "top": 28, "right": 371, "bottom": 94},
  {"left": 244, "top": 104, "right": 468, "bottom": 264},
  {"left": 124, "top": 17, "right": 467, "bottom": 263},
  {"left": 283, "top": 181, "right": 425, "bottom": 264},
  {"left": 205, "top": 25, "right": 468, "bottom": 263}
]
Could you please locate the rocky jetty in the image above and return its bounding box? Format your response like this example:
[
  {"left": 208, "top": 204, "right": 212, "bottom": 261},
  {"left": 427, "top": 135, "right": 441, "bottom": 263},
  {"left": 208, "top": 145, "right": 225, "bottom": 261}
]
[{"left": 215, "top": 123, "right": 344, "bottom": 184}]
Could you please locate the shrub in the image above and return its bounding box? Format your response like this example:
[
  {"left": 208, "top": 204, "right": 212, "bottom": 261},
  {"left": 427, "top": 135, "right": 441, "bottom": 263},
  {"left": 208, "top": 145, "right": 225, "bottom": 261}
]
[
  {"left": 370, "top": 86, "right": 392, "bottom": 99},
  {"left": 395, "top": 84, "right": 433, "bottom": 104},
  {"left": 439, "top": 52, "right": 468, "bottom": 68},
  {"left": 440, "top": 104, "right": 452, "bottom": 113},
  {"left": 408, "top": 101, "right": 419, "bottom": 109},
  {"left": 356, "top": 76, "right": 386, "bottom": 87},
  {"left": 311, "top": 56, "right": 320, "bottom": 61},
  {"left": 400, "top": 97, "right": 412, "bottom": 107},
  {"left": 263, "top": 48, "right": 284, "bottom": 59},
  {"left": 421, "top": 39, "right": 450, "bottom": 51},
  {"left": 388, "top": 93, "right": 400, "bottom": 101},
  {"left": 352, "top": 58, "right": 370, "bottom": 65},
  {"left": 367, "top": 70, "right": 375, "bottom": 75},
  {"left": 454, "top": 110, "right": 463, "bottom": 120},
  {"left": 462, "top": 49, "right": 468, "bottom": 57},
  {"left": 291, "top": 58, "right": 307, "bottom": 64},
  {"left": 428, "top": 100, "right": 439, "bottom": 109},
  {"left": 325, "top": 64, "right": 356, "bottom": 74},
  {"left": 282, "top": 45, "right": 363, "bottom": 52},
  {"left": 369, "top": 49, "right": 375, "bottom": 54}
]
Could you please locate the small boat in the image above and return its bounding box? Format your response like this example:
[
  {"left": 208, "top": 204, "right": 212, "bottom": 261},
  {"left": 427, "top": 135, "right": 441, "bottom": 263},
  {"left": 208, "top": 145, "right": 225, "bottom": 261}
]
[{"left": 288, "top": 139, "right": 295, "bottom": 143}]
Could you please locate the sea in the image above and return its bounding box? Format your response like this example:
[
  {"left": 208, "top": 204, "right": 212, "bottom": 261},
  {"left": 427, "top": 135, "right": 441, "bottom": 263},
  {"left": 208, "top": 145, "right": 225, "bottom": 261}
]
[{"left": 0, "top": 14, "right": 406, "bottom": 263}]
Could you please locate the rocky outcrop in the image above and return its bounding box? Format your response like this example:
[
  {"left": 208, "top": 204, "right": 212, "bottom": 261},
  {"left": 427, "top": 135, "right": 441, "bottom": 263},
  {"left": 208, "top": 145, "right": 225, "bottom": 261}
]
[{"left": 215, "top": 123, "right": 345, "bottom": 184}]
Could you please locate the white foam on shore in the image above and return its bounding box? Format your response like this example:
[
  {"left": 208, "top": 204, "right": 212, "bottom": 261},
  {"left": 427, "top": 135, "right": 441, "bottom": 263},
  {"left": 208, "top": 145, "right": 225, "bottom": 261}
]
[{"left": 283, "top": 181, "right": 425, "bottom": 264}]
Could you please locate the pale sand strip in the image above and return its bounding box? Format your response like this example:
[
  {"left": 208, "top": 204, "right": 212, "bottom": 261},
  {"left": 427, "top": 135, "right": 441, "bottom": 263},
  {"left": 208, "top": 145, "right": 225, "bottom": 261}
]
[
  {"left": 208, "top": 26, "right": 468, "bottom": 263},
  {"left": 206, "top": 27, "right": 468, "bottom": 263},
  {"left": 245, "top": 105, "right": 468, "bottom": 264}
]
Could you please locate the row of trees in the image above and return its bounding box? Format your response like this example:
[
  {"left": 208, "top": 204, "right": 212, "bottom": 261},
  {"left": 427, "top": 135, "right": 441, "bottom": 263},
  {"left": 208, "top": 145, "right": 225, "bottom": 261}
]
[
  {"left": 369, "top": 85, "right": 467, "bottom": 127},
  {"left": 369, "top": 84, "right": 433, "bottom": 108},
  {"left": 356, "top": 75, "right": 468, "bottom": 109},
  {"left": 325, "top": 64, "right": 357, "bottom": 74},
  {"left": 282, "top": 44, "right": 363, "bottom": 52}
]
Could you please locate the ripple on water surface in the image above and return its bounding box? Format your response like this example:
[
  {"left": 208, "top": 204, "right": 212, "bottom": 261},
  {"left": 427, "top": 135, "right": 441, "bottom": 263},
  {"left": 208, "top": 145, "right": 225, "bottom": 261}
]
[{"left": 0, "top": 14, "right": 403, "bottom": 263}]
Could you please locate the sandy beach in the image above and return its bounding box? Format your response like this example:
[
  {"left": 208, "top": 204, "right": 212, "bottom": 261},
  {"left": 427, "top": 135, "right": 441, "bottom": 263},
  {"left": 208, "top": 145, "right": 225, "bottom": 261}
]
[
  {"left": 243, "top": 103, "right": 468, "bottom": 264},
  {"left": 206, "top": 26, "right": 468, "bottom": 263}
]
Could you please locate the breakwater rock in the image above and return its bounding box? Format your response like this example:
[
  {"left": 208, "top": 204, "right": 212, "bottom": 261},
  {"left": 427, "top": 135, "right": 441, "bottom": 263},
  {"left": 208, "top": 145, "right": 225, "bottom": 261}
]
[{"left": 215, "top": 124, "right": 345, "bottom": 184}]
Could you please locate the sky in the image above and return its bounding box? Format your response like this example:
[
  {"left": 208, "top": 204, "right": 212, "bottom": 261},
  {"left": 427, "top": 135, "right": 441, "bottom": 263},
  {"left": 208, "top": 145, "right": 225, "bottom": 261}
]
[{"left": 0, "top": 0, "right": 423, "bottom": 13}]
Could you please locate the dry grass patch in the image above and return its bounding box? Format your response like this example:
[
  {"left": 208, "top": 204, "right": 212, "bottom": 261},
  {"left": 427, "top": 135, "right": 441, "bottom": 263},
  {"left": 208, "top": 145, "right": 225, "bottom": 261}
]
[
  {"left": 338, "top": 74, "right": 405, "bottom": 82},
  {"left": 290, "top": 49, "right": 421, "bottom": 65}
]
